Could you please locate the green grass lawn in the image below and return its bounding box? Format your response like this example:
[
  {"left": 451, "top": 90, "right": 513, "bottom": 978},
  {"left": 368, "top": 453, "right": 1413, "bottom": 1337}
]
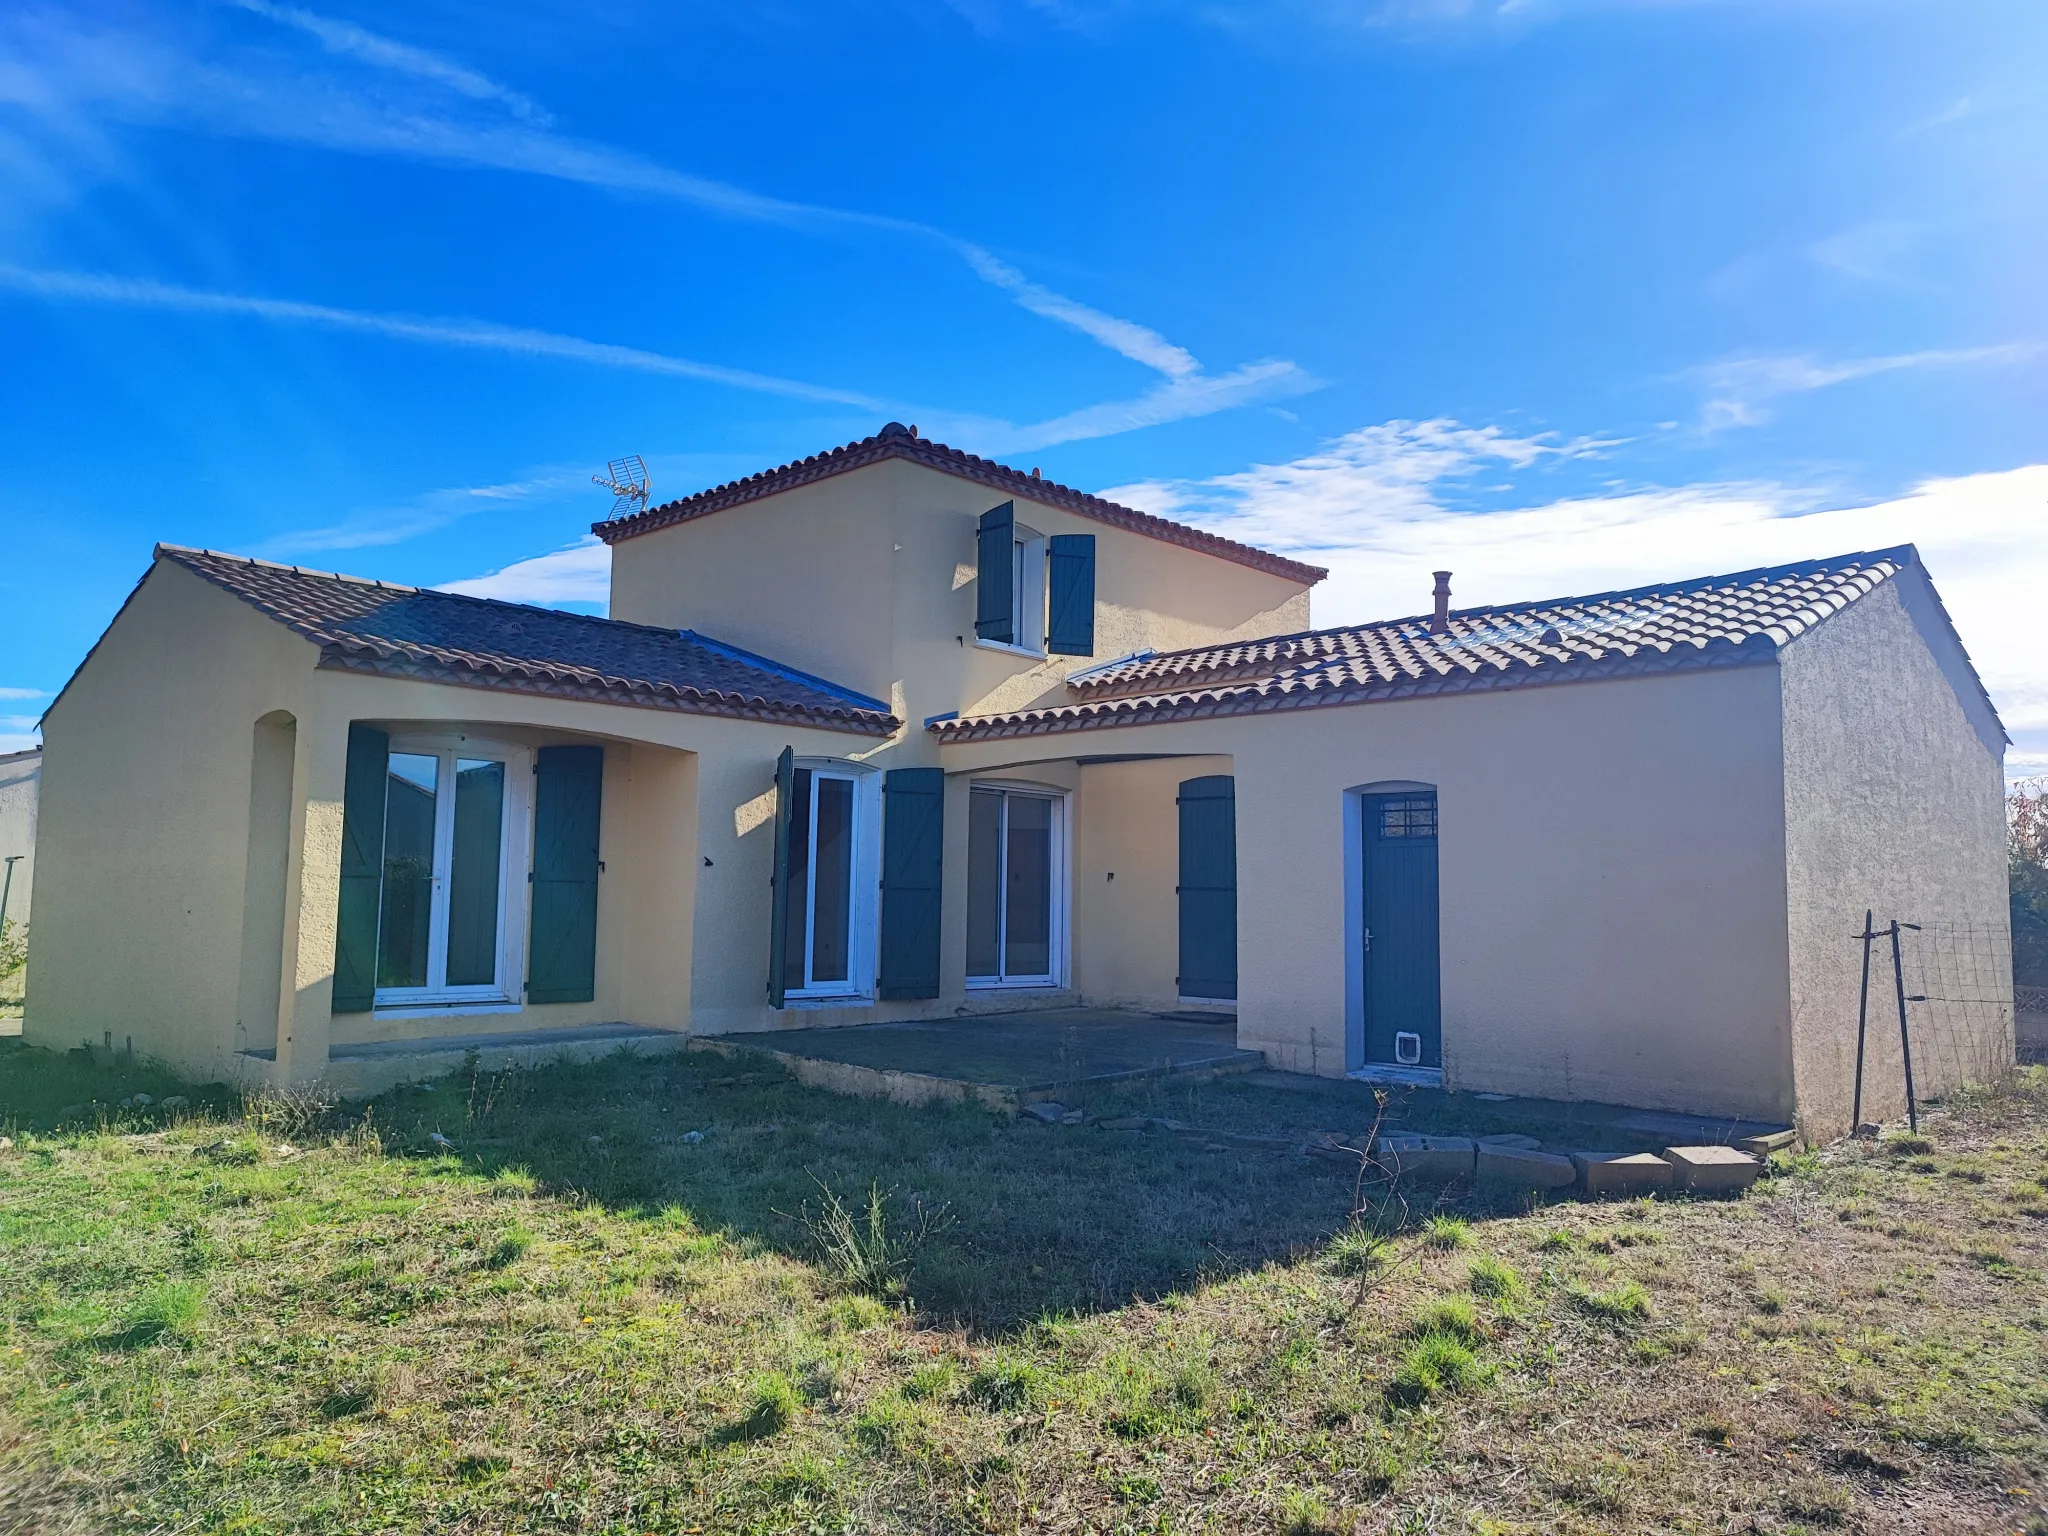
[{"left": 1, "top": 1039, "right": 2045, "bottom": 1535}]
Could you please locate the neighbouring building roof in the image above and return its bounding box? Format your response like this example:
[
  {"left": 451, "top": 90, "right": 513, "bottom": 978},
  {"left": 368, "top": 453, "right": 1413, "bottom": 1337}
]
[
  {"left": 589, "top": 421, "right": 1330, "bottom": 587},
  {"left": 156, "top": 546, "right": 898, "bottom": 736},
  {"left": 933, "top": 546, "right": 1991, "bottom": 743}
]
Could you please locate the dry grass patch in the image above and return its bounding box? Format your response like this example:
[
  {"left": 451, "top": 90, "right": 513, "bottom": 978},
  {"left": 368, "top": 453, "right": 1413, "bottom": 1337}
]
[{"left": 1, "top": 1041, "right": 2044, "bottom": 1534}]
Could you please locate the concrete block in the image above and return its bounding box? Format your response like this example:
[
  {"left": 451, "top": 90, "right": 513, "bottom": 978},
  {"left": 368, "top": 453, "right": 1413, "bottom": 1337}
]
[
  {"left": 1661, "top": 1144, "right": 1762, "bottom": 1194},
  {"left": 1734, "top": 1128, "right": 1798, "bottom": 1157},
  {"left": 1378, "top": 1134, "right": 1476, "bottom": 1183},
  {"left": 1475, "top": 1133, "right": 1542, "bottom": 1151},
  {"left": 1571, "top": 1151, "right": 1675, "bottom": 1198},
  {"left": 1476, "top": 1144, "right": 1578, "bottom": 1189}
]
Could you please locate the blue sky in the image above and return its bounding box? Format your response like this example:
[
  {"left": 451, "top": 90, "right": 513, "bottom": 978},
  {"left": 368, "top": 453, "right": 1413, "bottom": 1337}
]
[{"left": 2, "top": 0, "right": 2043, "bottom": 769}]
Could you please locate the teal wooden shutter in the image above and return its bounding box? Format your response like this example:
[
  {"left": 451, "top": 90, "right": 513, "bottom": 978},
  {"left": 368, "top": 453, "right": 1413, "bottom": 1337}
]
[
  {"left": 1176, "top": 775, "right": 1238, "bottom": 1001},
  {"left": 879, "top": 767, "right": 944, "bottom": 1000},
  {"left": 527, "top": 745, "right": 604, "bottom": 1005},
  {"left": 975, "top": 502, "right": 1015, "bottom": 642},
  {"left": 1047, "top": 534, "right": 1096, "bottom": 656},
  {"left": 332, "top": 723, "right": 388, "bottom": 1014},
  {"left": 767, "top": 747, "right": 795, "bottom": 1008}
]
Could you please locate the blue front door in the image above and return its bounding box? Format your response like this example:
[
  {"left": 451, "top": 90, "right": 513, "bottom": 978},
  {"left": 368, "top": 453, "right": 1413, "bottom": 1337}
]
[{"left": 1361, "top": 792, "right": 1442, "bottom": 1068}]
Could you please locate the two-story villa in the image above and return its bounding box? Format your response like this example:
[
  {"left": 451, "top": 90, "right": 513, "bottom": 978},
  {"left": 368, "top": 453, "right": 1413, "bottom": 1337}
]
[{"left": 23, "top": 423, "right": 2013, "bottom": 1135}]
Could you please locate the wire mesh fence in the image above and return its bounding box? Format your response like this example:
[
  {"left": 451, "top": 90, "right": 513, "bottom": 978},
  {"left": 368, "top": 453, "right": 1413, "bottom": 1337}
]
[
  {"left": 1850, "top": 916, "right": 2015, "bottom": 1128},
  {"left": 1897, "top": 920, "right": 2016, "bottom": 1089}
]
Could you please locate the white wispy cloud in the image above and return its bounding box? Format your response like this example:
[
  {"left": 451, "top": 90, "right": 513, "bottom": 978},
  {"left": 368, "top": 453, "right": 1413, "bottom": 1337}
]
[
  {"left": 0, "top": 262, "right": 1311, "bottom": 454},
  {"left": 1101, "top": 418, "right": 1605, "bottom": 552},
  {"left": 261, "top": 471, "right": 584, "bottom": 555},
  {"left": 228, "top": 0, "right": 552, "bottom": 124},
  {"left": 955, "top": 244, "right": 1201, "bottom": 379},
  {"left": 438, "top": 537, "right": 610, "bottom": 609},
  {"left": 977, "top": 359, "right": 1318, "bottom": 453},
  {"left": 1107, "top": 419, "right": 2048, "bottom": 778},
  {"left": 1690, "top": 343, "right": 2039, "bottom": 432},
  {"left": 0, "top": 263, "right": 899, "bottom": 410},
  {"left": 0, "top": 7, "right": 1292, "bottom": 422},
  {"left": 0, "top": 687, "right": 48, "bottom": 701},
  {"left": 0, "top": 714, "right": 42, "bottom": 754}
]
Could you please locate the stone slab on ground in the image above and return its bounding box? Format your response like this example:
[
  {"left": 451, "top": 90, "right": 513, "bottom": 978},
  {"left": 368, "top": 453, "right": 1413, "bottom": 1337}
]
[
  {"left": 1476, "top": 1144, "right": 1577, "bottom": 1188},
  {"left": 1662, "top": 1144, "right": 1762, "bottom": 1194},
  {"left": 1023, "top": 1102, "right": 1067, "bottom": 1124},
  {"left": 1476, "top": 1133, "right": 1542, "bottom": 1151},
  {"left": 1735, "top": 1128, "right": 1800, "bottom": 1157},
  {"left": 1379, "top": 1134, "right": 1477, "bottom": 1183},
  {"left": 1572, "top": 1151, "right": 1676, "bottom": 1197}
]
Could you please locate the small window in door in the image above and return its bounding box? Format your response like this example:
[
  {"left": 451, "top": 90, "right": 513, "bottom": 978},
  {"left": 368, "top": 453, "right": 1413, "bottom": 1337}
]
[{"left": 1378, "top": 798, "right": 1438, "bottom": 838}]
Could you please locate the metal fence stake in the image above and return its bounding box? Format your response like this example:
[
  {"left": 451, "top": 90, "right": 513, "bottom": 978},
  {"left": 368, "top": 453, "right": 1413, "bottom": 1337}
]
[
  {"left": 1888, "top": 919, "right": 1919, "bottom": 1133},
  {"left": 1851, "top": 910, "right": 1874, "bottom": 1133}
]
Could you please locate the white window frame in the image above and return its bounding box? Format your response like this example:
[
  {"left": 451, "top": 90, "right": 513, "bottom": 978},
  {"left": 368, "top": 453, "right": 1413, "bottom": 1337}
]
[
  {"left": 372, "top": 733, "right": 531, "bottom": 1012},
  {"left": 975, "top": 521, "right": 1049, "bottom": 658},
  {"left": 965, "top": 780, "right": 1070, "bottom": 991},
  {"left": 781, "top": 758, "right": 882, "bottom": 1004}
]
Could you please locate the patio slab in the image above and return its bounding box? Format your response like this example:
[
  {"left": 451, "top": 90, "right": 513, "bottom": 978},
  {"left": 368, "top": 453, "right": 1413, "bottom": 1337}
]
[{"left": 699, "top": 1007, "right": 1262, "bottom": 1109}]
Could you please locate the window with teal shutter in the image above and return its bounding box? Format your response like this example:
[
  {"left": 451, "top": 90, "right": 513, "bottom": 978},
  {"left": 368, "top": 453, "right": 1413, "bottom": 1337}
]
[
  {"left": 975, "top": 502, "right": 1015, "bottom": 642},
  {"left": 1047, "top": 534, "right": 1096, "bottom": 656},
  {"left": 527, "top": 745, "right": 604, "bottom": 1005},
  {"left": 331, "top": 723, "right": 389, "bottom": 1013},
  {"left": 879, "top": 767, "right": 944, "bottom": 999}
]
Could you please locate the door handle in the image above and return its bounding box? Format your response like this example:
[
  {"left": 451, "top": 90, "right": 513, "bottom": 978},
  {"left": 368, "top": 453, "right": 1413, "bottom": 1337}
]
[{"left": 1361, "top": 927, "right": 1372, "bottom": 952}]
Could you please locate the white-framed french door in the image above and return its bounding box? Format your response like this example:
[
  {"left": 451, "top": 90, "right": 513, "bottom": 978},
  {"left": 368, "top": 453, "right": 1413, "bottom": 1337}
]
[
  {"left": 965, "top": 782, "right": 1069, "bottom": 988},
  {"left": 372, "top": 735, "right": 530, "bottom": 1009},
  {"left": 778, "top": 761, "right": 881, "bottom": 1002}
]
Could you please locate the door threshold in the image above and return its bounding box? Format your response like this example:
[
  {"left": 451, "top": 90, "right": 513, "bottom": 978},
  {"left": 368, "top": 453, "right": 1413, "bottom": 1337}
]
[{"left": 1349, "top": 1063, "right": 1444, "bottom": 1088}]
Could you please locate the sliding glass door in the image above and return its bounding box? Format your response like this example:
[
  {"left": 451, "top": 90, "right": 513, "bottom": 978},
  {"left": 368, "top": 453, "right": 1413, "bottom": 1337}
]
[
  {"left": 374, "top": 741, "right": 523, "bottom": 1006},
  {"left": 966, "top": 785, "right": 1066, "bottom": 987}
]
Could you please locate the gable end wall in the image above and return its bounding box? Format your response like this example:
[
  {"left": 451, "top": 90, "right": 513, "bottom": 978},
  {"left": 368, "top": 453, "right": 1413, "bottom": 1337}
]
[{"left": 1778, "top": 571, "right": 2013, "bottom": 1139}]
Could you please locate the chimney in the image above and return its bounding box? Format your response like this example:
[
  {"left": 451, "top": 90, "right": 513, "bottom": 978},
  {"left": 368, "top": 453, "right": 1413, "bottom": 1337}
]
[{"left": 1430, "top": 570, "right": 1453, "bottom": 635}]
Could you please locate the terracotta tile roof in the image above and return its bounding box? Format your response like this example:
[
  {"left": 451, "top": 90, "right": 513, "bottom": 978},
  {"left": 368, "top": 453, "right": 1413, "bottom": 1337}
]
[
  {"left": 590, "top": 421, "right": 1329, "bottom": 586},
  {"left": 932, "top": 546, "right": 1960, "bottom": 743},
  {"left": 159, "top": 546, "right": 897, "bottom": 736}
]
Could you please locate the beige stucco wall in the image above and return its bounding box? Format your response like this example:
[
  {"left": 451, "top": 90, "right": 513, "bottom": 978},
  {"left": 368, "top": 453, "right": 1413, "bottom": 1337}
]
[
  {"left": 28, "top": 563, "right": 323, "bottom": 1078},
  {"left": 942, "top": 663, "right": 1801, "bottom": 1121},
  {"left": 0, "top": 748, "right": 37, "bottom": 929},
  {"left": 1071, "top": 755, "right": 1233, "bottom": 1009},
  {"left": 25, "top": 557, "right": 905, "bottom": 1083},
  {"left": 1779, "top": 570, "right": 2012, "bottom": 1138},
  {"left": 606, "top": 457, "right": 1314, "bottom": 728}
]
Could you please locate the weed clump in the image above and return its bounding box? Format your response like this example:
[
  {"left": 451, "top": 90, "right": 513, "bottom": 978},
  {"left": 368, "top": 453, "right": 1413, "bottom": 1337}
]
[
  {"left": 1409, "top": 1296, "right": 1483, "bottom": 1344},
  {"left": 1277, "top": 1488, "right": 1343, "bottom": 1535},
  {"left": 1387, "top": 1329, "right": 1485, "bottom": 1407},
  {"left": 731, "top": 1370, "right": 800, "bottom": 1441},
  {"left": 1327, "top": 1223, "right": 1390, "bottom": 1276},
  {"left": 484, "top": 1225, "right": 533, "bottom": 1269},
  {"left": 108, "top": 1279, "right": 205, "bottom": 1348},
  {"left": 1420, "top": 1216, "right": 1472, "bottom": 1251},
  {"left": 1570, "top": 1280, "right": 1652, "bottom": 1323},
  {"left": 1467, "top": 1255, "right": 1522, "bottom": 1300},
  {"left": 967, "top": 1352, "right": 1044, "bottom": 1412},
  {"left": 802, "top": 1180, "right": 944, "bottom": 1303}
]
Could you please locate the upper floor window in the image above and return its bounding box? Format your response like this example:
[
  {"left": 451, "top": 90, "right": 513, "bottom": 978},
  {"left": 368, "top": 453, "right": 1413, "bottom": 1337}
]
[{"left": 975, "top": 501, "right": 1097, "bottom": 657}]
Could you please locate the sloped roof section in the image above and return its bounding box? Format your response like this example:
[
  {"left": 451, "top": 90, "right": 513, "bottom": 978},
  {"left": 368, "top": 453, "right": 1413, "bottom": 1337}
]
[
  {"left": 934, "top": 547, "right": 1978, "bottom": 743},
  {"left": 590, "top": 421, "right": 1329, "bottom": 587},
  {"left": 160, "top": 546, "right": 897, "bottom": 736}
]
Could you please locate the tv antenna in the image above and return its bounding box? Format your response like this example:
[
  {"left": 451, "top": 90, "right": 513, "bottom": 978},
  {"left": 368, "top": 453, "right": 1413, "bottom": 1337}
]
[{"left": 594, "top": 455, "right": 651, "bottom": 517}]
